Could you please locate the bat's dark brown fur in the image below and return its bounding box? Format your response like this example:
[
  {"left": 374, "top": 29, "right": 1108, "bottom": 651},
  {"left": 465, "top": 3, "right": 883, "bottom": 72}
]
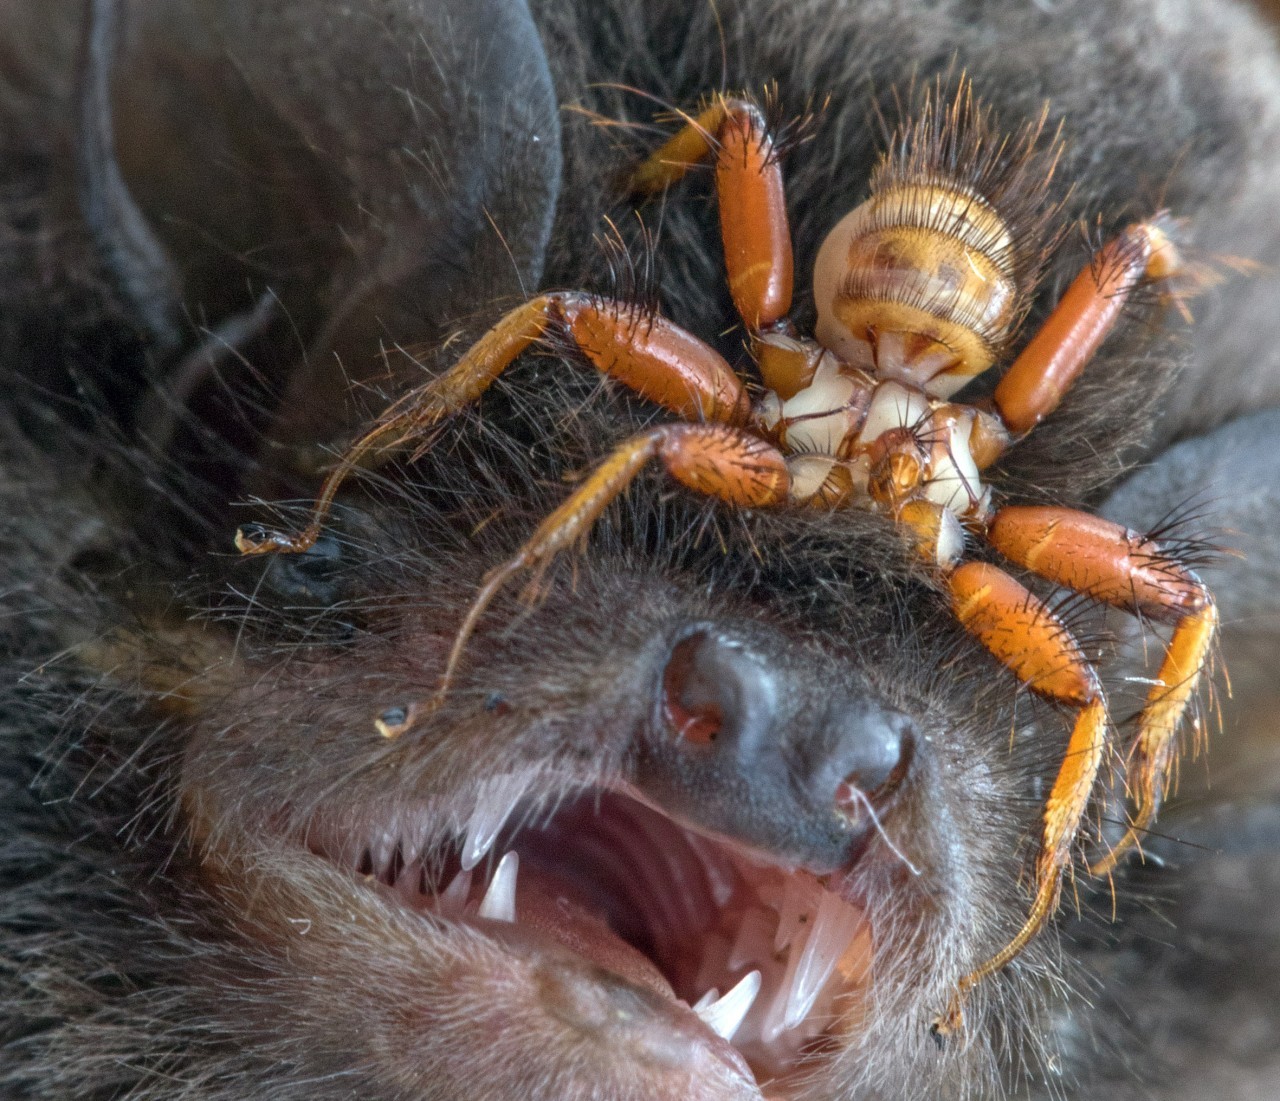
[{"left": 4, "top": 1, "right": 1280, "bottom": 1099}]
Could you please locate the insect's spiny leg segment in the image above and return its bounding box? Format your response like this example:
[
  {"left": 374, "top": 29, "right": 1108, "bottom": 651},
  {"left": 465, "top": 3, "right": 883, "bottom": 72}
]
[
  {"left": 929, "top": 560, "right": 1110, "bottom": 1037},
  {"left": 980, "top": 217, "right": 1185, "bottom": 459},
  {"left": 235, "top": 295, "right": 559, "bottom": 556},
  {"left": 1090, "top": 599, "right": 1218, "bottom": 873},
  {"left": 981, "top": 506, "right": 1218, "bottom": 876},
  {"left": 234, "top": 292, "right": 750, "bottom": 556},
  {"left": 433, "top": 423, "right": 790, "bottom": 704},
  {"left": 631, "top": 94, "right": 794, "bottom": 334}
]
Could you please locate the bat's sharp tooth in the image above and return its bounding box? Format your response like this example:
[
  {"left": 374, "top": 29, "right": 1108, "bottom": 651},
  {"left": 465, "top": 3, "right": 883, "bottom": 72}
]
[
  {"left": 774, "top": 874, "right": 820, "bottom": 952},
  {"left": 694, "top": 970, "right": 762, "bottom": 1041},
  {"left": 782, "top": 891, "right": 864, "bottom": 1031},
  {"left": 461, "top": 774, "right": 526, "bottom": 871},
  {"left": 477, "top": 851, "right": 519, "bottom": 923},
  {"left": 438, "top": 868, "right": 472, "bottom": 916},
  {"left": 692, "top": 988, "right": 721, "bottom": 1012}
]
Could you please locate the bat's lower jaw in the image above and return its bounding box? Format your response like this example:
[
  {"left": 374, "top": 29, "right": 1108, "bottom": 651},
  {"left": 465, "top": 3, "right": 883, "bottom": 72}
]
[{"left": 257, "top": 784, "right": 878, "bottom": 1098}]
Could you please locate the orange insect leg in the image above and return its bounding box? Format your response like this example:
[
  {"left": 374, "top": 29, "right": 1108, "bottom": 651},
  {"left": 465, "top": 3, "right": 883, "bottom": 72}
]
[
  {"left": 987, "top": 506, "right": 1207, "bottom": 617},
  {"left": 235, "top": 293, "right": 749, "bottom": 555},
  {"left": 559, "top": 296, "right": 750, "bottom": 426},
  {"left": 1091, "top": 600, "right": 1218, "bottom": 875},
  {"left": 434, "top": 424, "right": 789, "bottom": 702},
  {"left": 715, "top": 105, "right": 793, "bottom": 330},
  {"left": 949, "top": 561, "right": 1100, "bottom": 705},
  {"left": 934, "top": 562, "right": 1107, "bottom": 1035},
  {"left": 985, "top": 506, "right": 1218, "bottom": 873},
  {"left": 236, "top": 295, "right": 557, "bottom": 556},
  {"left": 993, "top": 220, "right": 1183, "bottom": 438},
  {"left": 629, "top": 101, "right": 732, "bottom": 192},
  {"left": 631, "top": 97, "right": 793, "bottom": 332}
]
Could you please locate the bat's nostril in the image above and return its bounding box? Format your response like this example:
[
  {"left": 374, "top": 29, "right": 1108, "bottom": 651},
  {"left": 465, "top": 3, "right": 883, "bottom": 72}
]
[
  {"left": 660, "top": 634, "right": 722, "bottom": 746},
  {"left": 831, "top": 717, "right": 915, "bottom": 818},
  {"left": 786, "top": 693, "right": 916, "bottom": 829},
  {"left": 659, "top": 629, "right": 778, "bottom": 750}
]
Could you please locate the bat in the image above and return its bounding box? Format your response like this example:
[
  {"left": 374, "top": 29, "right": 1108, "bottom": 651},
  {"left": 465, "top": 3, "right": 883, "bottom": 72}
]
[{"left": 3, "top": 1, "right": 1280, "bottom": 1098}]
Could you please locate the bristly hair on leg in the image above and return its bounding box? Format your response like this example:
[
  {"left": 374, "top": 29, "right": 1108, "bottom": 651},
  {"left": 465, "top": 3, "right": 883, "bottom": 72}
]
[
  {"left": 593, "top": 213, "right": 663, "bottom": 324},
  {"left": 756, "top": 81, "right": 828, "bottom": 166}
]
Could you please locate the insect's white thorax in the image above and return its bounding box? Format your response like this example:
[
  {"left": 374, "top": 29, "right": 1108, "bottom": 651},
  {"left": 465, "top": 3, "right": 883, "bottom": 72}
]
[{"left": 757, "top": 353, "right": 989, "bottom": 524}]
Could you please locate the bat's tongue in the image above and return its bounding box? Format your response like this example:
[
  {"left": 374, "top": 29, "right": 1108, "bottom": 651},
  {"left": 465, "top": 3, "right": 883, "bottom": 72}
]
[
  {"left": 511, "top": 870, "right": 676, "bottom": 998},
  {"left": 463, "top": 859, "right": 759, "bottom": 1090}
]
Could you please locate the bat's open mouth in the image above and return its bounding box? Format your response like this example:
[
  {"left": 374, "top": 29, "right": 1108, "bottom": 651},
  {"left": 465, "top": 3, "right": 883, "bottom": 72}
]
[
  {"left": 305, "top": 781, "right": 874, "bottom": 1093},
  {"left": 178, "top": 623, "right": 915, "bottom": 1097}
]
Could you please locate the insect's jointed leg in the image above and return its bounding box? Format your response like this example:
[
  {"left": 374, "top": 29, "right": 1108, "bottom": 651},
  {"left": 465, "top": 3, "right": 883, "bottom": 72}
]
[
  {"left": 933, "top": 562, "right": 1109, "bottom": 1035},
  {"left": 436, "top": 423, "right": 790, "bottom": 700},
  {"left": 557, "top": 296, "right": 750, "bottom": 424},
  {"left": 631, "top": 96, "right": 794, "bottom": 332},
  {"left": 1093, "top": 598, "right": 1219, "bottom": 873},
  {"left": 236, "top": 293, "right": 750, "bottom": 555},
  {"left": 235, "top": 296, "right": 555, "bottom": 556},
  {"left": 986, "top": 505, "right": 1218, "bottom": 872},
  {"left": 985, "top": 218, "right": 1184, "bottom": 449}
]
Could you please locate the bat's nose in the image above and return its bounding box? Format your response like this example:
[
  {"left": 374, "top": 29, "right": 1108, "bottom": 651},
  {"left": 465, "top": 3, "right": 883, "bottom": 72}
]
[{"left": 639, "top": 627, "right": 915, "bottom": 870}]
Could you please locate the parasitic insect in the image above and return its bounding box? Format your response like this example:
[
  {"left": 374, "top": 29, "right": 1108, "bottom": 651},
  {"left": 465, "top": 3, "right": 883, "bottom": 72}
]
[{"left": 235, "top": 81, "right": 1219, "bottom": 1032}]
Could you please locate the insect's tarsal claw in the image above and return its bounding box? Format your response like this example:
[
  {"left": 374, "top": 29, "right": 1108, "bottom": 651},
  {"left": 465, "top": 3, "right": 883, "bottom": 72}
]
[
  {"left": 374, "top": 703, "right": 421, "bottom": 740},
  {"left": 234, "top": 523, "right": 310, "bottom": 556},
  {"left": 233, "top": 524, "right": 272, "bottom": 555},
  {"left": 930, "top": 998, "right": 965, "bottom": 1043}
]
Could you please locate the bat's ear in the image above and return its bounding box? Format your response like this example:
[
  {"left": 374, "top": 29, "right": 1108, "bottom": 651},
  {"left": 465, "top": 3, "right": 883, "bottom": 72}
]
[
  {"left": 76, "top": 0, "right": 561, "bottom": 479},
  {"left": 1102, "top": 409, "right": 1280, "bottom": 648}
]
